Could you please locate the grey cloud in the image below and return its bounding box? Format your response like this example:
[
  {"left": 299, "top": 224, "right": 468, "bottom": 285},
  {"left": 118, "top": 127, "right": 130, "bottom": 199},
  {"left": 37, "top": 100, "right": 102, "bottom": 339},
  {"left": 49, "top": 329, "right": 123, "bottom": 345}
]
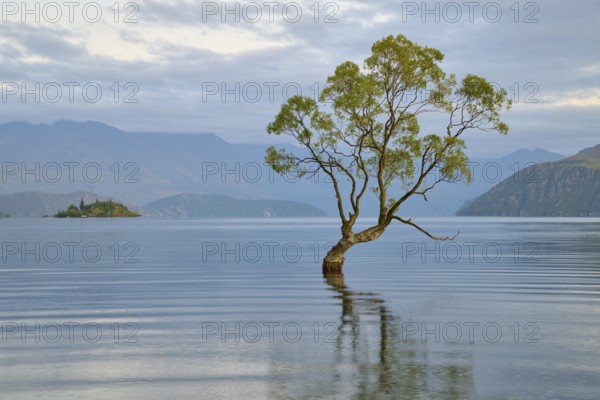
[{"left": 1, "top": 0, "right": 598, "bottom": 157}]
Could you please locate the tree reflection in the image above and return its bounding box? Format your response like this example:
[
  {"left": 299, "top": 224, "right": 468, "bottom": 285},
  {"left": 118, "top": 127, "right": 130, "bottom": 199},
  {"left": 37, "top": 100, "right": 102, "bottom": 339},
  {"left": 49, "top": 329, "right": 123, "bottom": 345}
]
[{"left": 267, "top": 273, "right": 475, "bottom": 399}]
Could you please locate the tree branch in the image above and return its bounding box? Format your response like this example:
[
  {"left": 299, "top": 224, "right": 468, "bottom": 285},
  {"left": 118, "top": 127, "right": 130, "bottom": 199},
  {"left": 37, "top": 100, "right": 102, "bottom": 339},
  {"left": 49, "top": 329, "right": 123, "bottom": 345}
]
[{"left": 391, "top": 216, "right": 459, "bottom": 240}]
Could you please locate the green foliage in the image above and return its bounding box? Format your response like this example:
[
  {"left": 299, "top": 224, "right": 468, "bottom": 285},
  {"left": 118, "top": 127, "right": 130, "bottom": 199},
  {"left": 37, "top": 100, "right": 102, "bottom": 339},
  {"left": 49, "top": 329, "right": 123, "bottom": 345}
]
[
  {"left": 265, "top": 34, "right": 511, "bottom": 236},
  {"left": 55, "top": 199, "right": 140, "bottom": 218}
]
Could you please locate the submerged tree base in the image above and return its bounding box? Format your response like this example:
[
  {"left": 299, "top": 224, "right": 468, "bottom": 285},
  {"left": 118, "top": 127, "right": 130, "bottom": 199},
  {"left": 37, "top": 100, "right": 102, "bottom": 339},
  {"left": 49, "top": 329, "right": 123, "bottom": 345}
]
[{"left": 322, "top": 258, "right": 344, "bottom": 276}]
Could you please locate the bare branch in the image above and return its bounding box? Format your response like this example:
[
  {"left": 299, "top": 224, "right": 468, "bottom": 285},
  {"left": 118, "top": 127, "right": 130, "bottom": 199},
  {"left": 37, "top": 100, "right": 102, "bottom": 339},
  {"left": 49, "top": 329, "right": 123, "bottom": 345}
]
[
  {"left": 296, "top": 119, "right": 348, "bottom": 224},
  {"left": 392, "top": 216, "right": 459, "bottom": 240}
]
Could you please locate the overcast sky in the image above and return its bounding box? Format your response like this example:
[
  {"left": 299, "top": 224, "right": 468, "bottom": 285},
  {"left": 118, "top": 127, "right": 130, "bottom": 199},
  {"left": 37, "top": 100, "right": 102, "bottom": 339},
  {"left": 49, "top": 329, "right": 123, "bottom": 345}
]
[{"left": 1, "top": 0, "right": 599, "bottom": 157}]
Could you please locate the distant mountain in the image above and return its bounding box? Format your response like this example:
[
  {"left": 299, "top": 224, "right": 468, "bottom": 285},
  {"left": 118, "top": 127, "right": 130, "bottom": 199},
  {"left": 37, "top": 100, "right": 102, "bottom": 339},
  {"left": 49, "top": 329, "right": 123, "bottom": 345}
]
[
  {"left": 0, "top": 121, "right": 337, "bottom": 212},
  {"left": 0, "top": 191, "right": 130, "bottom": 218},
  {"left": 565, "top": 145, "right": 600, "bottom": 167},
  {"left": 0, "top": 191, "right": 326, "bottom": 218},
  {"left": 494, "top": 148, "right": 565, "bottom": 165},
  {"left": 457, "top": 144, "right": 600, "bottom": 217},
  {"left": 0, "top": 120, "right": 564, "bottom": 216},
  {"left": 410, "top": 148, "right": 565, "bottom": 216},
  {"left": 143, "top": 194, "right": 327, "bottom": 217}
]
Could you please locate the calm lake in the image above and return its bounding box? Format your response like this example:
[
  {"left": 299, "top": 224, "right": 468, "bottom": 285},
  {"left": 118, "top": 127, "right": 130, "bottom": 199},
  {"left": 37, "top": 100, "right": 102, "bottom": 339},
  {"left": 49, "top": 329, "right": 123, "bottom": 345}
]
[{"left": 1, "top": 217, "right": 599, "bottom": 399}]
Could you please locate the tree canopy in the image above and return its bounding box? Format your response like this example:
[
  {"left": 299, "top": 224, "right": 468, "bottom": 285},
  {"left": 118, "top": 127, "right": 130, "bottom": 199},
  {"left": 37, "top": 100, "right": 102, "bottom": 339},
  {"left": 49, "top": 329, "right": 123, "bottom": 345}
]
[
  {"left": 55, "top": 199, "right": 140, "bottom": 218},
  {"left": 265, "top": 34, "right": 511, "bottom": 274}
]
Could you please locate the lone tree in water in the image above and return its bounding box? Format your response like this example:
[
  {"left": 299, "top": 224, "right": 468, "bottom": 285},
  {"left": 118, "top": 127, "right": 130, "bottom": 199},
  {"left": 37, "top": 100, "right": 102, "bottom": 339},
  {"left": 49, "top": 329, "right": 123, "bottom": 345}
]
[{"left": 265, "top": 35, "right": 511, "bottom": 275}]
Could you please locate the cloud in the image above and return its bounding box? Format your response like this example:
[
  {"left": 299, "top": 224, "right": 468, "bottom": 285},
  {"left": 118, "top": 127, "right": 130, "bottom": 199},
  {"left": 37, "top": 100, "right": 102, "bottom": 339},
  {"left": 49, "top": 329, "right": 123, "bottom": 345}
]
[{"left": 0, "top": 0, "right": 598, "bottom": 157}]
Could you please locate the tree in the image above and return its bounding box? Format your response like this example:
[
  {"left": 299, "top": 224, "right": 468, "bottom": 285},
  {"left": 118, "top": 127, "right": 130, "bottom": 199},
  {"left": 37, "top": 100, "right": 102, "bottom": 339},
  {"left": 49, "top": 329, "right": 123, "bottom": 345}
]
[
  {"left": 80, "top": 198, "right": 85, "bottom": 211},
  {"left": 265, "top": 35, "right": 511, "bottom": 275}
]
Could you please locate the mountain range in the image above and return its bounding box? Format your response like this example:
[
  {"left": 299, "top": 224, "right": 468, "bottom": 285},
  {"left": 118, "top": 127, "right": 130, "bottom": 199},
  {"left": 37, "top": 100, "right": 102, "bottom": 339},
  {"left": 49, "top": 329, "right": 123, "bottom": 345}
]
[
  {"left": 0, "top": 191, "right": 134, "bottom": 218},
  {"left": 0, "top": 120, "right": 566, "bottom": 216},
  {"left": 457, "top": 145, "right": 600, "bottom": 217},
  {"left": 0, "top": 191, "right": 326, "bottom": 218},
  {"left": 144, "top": 193, "right": 327, "bottom": 217}
]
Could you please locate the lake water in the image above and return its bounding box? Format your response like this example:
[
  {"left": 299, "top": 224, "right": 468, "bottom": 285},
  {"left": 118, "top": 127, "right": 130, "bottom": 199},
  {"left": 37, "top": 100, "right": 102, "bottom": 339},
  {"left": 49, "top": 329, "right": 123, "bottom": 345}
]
[{"left": 1, "top": 217, "right": 599, "bottom": 399}]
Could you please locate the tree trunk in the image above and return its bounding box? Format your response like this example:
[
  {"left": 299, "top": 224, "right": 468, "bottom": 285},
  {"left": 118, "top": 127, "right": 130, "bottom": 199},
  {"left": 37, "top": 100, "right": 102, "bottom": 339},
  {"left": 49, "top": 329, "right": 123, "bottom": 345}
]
[
  {"left": 322, "top": 238, "right": 355, "bottom": 276},
  {"left": 322, "top": 225, "right": 386, "bottom": 276}
]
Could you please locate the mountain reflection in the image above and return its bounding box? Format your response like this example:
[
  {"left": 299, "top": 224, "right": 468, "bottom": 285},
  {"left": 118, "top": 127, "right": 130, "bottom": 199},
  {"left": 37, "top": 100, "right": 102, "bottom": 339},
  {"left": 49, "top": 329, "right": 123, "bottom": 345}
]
[{"left": 267, "top": 274, "right": 475, "bottom": 399}]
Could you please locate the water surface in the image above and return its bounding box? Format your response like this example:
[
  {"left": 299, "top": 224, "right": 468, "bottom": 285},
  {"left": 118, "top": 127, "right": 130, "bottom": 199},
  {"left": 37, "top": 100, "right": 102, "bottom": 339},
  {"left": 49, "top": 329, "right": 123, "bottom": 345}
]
[{"left": 1, "top": 218, "right": 599, "bottom": 399}]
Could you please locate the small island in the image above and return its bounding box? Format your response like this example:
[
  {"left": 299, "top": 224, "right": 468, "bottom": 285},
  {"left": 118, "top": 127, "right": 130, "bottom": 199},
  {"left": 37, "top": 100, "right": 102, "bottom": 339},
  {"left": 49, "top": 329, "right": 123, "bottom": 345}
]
[
  {"left": 0, "top": 211, "right": 9, "bottom": 218},
  {"left": 55, "top": 199, "right": 140, "bottom": 218}
]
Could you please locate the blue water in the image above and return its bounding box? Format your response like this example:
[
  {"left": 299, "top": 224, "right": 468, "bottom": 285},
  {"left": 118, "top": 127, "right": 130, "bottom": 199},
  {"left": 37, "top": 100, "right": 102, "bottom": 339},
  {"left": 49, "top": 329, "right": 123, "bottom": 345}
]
[{"left": 1, "top": 218, "right": 599, "bottom": 399}]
